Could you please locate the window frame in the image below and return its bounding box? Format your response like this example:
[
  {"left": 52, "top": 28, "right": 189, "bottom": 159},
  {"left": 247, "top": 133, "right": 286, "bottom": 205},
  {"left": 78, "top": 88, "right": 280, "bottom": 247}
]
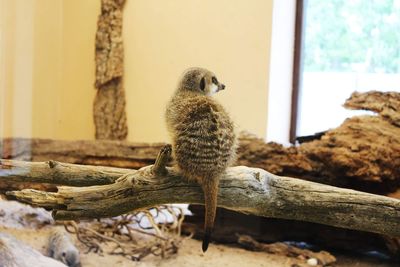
[
  {"left": 289, "top": 0, "right": 305, "bottom": 144},
  {"left": 266, "top": 0, "right": 297, "bottom": 145}
]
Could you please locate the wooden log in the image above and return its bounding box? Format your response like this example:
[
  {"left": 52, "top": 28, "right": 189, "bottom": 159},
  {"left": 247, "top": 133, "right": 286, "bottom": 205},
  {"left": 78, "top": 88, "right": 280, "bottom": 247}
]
[
  {"left": 3, "top": 159, "right": 400, "bottom": 238},
  {"left": 0, "top": 233, "right": 67, "bottom": 267}
]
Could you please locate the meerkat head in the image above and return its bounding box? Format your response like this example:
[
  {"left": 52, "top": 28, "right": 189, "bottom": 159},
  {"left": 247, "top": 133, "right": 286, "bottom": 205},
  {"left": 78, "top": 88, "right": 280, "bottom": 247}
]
[{"left": 179, "top": 67, "right": 225, "bottom": 96}]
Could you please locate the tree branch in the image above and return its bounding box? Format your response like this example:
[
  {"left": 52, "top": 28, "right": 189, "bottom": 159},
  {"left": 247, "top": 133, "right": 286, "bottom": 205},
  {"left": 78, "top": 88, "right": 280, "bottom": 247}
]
[{"left": 2, "top": 159, "right": 400, "bottom": 237}]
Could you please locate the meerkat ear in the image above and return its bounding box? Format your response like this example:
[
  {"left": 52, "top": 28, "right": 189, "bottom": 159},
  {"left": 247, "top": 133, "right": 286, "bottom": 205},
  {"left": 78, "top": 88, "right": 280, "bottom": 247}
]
[{"left": 200, "top": 77, "right": 206, "bottom": 91}]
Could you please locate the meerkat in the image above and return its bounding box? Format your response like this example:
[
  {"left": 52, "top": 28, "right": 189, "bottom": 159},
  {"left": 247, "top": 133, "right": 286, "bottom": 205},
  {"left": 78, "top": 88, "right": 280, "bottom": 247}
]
[
  {"left": 165, "top": 67, "right": 237, "bottom": 252},
  {"left": 48, "top": 228, "right": 81, "bottom": 267}
]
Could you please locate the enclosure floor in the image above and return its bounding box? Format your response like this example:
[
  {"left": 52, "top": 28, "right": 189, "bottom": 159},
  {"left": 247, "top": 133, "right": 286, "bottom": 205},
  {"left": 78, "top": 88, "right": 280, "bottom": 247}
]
[
  {"left": 0, "top": 199, "right": 396, "bottom": 267},
  {"left": 0, "top": 226, "right": 395, "bottom": 267}
]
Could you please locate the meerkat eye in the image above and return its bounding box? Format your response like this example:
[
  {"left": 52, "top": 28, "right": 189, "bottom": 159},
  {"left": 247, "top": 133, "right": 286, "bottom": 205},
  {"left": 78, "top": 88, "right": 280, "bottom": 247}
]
[
  {"left": 200, "top": 77, "right": 206, "bottom": 91},
  {"left": 212, "top": 77, "right": 218, "bottom": 85}
]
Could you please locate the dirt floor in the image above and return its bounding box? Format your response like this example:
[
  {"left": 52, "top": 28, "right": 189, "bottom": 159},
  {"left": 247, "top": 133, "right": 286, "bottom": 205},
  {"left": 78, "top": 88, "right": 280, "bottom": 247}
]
[{"left": 0, "top": 199, "right": 397, "bottom": 267}]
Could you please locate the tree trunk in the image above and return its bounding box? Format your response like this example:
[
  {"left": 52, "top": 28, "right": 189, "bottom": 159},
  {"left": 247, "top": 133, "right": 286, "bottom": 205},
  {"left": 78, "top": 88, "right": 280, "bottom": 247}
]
[{"left": 94, "top": 0, "right": 128, "bottom": 140}]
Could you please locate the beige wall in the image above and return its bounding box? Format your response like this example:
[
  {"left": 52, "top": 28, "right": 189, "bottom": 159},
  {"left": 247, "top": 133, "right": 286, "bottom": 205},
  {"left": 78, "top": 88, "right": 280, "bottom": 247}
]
[
  {"left": 0, "top": 0, "right": 98, "bottom": 140},
  {"left": 0, "top": 0, "right": 35, "bottom": 138},
  {"left": 124, "top": 0, "right": 273, "bottom": 142},
  {"left": 1, "top": 0, "right": 273, "bottom": 142}
]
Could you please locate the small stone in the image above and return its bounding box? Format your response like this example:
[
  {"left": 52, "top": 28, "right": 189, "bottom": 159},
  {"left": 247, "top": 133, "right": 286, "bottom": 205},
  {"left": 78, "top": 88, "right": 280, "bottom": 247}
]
[{"left": 307, "top": 258, "right": 318, "bottom": 266}]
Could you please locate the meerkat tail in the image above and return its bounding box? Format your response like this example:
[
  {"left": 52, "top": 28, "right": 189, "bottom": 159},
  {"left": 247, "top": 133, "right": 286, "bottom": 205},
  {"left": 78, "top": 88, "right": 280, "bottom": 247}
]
[{"left": 201, "top": 177, "right": 219, "bottom": 252}]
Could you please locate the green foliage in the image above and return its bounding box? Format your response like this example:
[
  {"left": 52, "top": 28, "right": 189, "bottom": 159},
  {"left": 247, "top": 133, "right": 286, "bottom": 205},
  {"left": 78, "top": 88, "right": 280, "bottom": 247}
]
[{"left": 303, "top": 0, "right": 400, "bottom": 73}]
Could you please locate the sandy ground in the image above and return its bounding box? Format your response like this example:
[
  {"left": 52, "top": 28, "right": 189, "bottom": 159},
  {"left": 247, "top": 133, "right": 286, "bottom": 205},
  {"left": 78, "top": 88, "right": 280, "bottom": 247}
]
[
  {"left": 0, "top": 226, "right": 298, "bottom": 267},
  {"left": 0, "top": 199, "right": 397, "bottom": 267}
]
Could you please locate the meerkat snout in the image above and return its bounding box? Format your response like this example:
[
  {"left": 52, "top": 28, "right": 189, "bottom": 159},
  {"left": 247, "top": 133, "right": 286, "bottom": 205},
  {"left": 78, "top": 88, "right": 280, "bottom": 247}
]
[{"left": 207, "top": 77, "right": 225, "bottom": 95}]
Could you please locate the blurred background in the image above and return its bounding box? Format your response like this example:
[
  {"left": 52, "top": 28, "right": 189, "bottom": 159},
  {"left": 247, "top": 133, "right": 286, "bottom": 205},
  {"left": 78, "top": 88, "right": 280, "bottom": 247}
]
[{"left": 0, "top": 0, "right": 272, "bottom": 142}]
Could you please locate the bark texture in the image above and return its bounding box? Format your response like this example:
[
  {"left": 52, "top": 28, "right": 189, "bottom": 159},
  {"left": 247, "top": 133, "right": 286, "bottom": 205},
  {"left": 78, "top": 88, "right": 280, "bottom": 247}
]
[{"left": 94, "top": 0, "right": 128, "bottom": 140}]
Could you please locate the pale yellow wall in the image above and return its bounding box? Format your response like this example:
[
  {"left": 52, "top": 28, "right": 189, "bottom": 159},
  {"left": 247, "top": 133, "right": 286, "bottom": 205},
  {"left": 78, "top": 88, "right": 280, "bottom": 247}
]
[
  {"left": 56, "top": 0, "right": 99, "bottom": 139},
  {"left": 124, "top": 0, "right": 272, "bottom": 142},
  {"left": 0, "top": 0, "right": 34, "bottom": 138},
  {"left": 1, "top": 0, "right": 273, "bottom": 142},
  {"left": 0, "top": 0, "right": 98, "bottom": 140}
]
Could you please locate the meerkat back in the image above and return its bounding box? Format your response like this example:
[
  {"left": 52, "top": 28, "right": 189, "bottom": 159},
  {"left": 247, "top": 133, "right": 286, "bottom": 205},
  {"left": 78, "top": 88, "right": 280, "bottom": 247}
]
[{"left": 165, "top": 67, "right": 236, "bottom": 252}]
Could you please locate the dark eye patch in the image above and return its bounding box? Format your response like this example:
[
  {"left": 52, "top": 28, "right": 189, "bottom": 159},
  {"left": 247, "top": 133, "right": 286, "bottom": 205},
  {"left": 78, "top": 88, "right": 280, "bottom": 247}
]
[
  {"left": 211, "top": 77, "right": 218, "bottom": 85},
  {"left": 200, "top": 77, "right": 205, "bottom": 91}
]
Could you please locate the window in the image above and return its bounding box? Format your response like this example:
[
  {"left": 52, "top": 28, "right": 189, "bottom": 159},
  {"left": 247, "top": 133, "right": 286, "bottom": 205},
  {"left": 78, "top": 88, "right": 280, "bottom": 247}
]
[{"left": 291, "top": 0, "right": 400, "bottom": 142}]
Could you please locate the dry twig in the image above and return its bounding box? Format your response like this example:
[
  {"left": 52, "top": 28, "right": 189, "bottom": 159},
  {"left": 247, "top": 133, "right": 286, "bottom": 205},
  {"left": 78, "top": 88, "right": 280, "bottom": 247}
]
[{"left": 64, "top": 205, "right": 187, "bottom": 261}]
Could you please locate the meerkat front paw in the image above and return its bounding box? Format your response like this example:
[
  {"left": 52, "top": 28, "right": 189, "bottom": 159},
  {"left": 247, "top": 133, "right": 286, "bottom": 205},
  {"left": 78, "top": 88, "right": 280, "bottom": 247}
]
[
  {"left": 161, "top": 144, "right": 172, "bottom": 157},
  {"left": 152, "top": 144, "right": 172, "bottom": 176}
]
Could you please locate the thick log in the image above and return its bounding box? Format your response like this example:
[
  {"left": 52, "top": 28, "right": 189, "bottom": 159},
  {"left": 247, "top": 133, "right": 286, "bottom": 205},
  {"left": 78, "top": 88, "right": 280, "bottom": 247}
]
[
  {"left": 3, "top": 160, "right": 400, "bottom": 238},
  {"left": 0, "top": 233, "right": 67, "bottom": 267}
]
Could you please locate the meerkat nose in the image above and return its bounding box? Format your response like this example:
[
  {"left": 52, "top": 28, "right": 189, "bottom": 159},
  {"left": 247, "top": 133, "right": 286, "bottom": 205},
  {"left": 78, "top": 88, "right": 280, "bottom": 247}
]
[{"left": 221, "top": 84, "right": 225, "bottom": 90}]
